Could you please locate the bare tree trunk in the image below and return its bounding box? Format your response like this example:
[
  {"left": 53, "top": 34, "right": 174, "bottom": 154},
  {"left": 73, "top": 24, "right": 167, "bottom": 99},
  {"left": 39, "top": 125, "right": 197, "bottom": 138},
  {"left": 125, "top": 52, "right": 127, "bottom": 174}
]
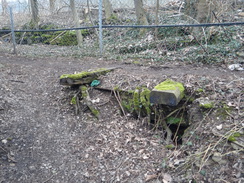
[
  {"left": 30, "top": 0, "right": 39, "bottom": 29},
  {"left": 155, "top": 0, "right": 159, "bottom": 39},
  {"left": 185, "top": 0, "right": 214, "bottom": 23},
  {"left": 86, "top": 0, "right": 99, "bottom": 37},
  {"left": 70, "top": 0, "right": 83, "bottom": 47},
  {"left": 134, "top": 0, "right": 148, "bottom": 25},
  {"left": 103, "top": 0, "right": 114, "bottom": 20},
  {"left": 1, "top": 0, "right": 8, "bottom": 15},
  {"left": 185, "top": 0, "right": 216, "bottom": 39},
  {"left": 49, "top": 0, "right": 56, "bottom": 15},
  {"left": 134, "top": 0, "right": 148, "bottom": 35}
]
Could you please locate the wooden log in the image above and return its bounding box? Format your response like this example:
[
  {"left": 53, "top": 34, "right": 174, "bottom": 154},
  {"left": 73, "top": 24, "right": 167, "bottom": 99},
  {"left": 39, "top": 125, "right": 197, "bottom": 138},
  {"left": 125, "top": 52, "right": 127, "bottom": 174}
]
[{"left": 60, "top": 67, "right": 118, "bottom": 86}]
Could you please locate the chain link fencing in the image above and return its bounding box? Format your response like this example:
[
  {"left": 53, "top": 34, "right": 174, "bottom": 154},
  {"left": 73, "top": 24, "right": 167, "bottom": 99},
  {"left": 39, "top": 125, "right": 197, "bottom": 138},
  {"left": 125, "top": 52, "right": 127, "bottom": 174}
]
[{"left": 0, "top": 0, "right": 243, "bottom": 64}]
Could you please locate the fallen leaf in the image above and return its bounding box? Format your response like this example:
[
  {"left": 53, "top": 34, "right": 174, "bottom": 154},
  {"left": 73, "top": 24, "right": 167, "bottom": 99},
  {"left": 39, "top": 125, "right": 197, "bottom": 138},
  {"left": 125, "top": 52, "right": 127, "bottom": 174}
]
[
  {"left": 163, "top": 173, "right": 172, "bottom": 183},
  {"left": 145, "top": 174, "right": 157, "bottom": 182}
]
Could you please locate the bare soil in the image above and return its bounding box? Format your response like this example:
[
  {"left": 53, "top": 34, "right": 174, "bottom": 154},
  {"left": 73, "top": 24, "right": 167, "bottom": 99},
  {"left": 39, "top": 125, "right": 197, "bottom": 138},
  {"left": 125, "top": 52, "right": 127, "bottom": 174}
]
[{"left": 0, "top": 49, "right": 243, "bottom": 183}]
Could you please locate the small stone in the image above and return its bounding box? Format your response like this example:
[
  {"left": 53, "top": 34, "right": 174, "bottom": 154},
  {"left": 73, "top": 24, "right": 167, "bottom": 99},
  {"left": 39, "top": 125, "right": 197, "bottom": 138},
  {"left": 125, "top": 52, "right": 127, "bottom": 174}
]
[
  {"left": 174, "top": 159, "right": 185, "bottom": 166},
  {"left": 228, "top": 64, "right": 244, "bottom": 71},
  {"left": 1, "top": 139, "right": 7, "bottom": 144},
  {"left": 163, "top": 173, "right": 172, "bottom": 183},
  {"left": 29, "top": 165, "right": 36, "bottom": 171},
  {"left": 216, "top": 124, "right": 223, "bottom": 130},
  {"left": 212, "top": 152, "right": 227, "bottom": 164},
  {"left": 142, "top": 154, "right": 149, "bottom": 159},
  {"left": 238, "top": 12, "right": 244, "bottom": 17},
  {"left": 125, "top": 171, "right": 130, "bottom": 176},
  {"left": 84, "top": 172, "right": 90, "bottom": 178}
]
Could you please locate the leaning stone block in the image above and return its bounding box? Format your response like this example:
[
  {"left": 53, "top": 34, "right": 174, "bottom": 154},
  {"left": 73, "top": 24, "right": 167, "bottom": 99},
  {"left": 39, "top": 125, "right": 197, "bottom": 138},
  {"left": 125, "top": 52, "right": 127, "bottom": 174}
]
[{"left": 150, "top": 79, "right": 184, "bottom": 106}]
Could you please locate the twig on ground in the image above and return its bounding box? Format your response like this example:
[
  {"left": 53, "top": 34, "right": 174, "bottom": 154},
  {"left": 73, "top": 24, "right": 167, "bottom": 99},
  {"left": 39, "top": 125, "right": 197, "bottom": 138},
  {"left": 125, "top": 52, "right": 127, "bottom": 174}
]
[
  {"left": 237, "top": 93, "right": 243, "bottom": 117},
  {"left": 42, "top": 172, "right": 59, "bottom": 183},
  {"left": 212, "top": 128, "right": 244, "bottom": 148},
  {"left": 113, "top": 90, "right": 127, "bottom": 119}
]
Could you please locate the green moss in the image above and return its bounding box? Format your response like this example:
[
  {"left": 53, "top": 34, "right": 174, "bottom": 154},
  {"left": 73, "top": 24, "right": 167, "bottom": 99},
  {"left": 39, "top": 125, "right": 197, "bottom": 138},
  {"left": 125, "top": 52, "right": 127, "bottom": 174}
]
[
  {"left": 200, "top": 102, "right": 214, "bottom": 109},
  {"left": 113, "top": 86, "right": 120, "bottom": 91},
  {"left": 140, "top": 87, "right": 151, "bottom": 117},
  {"left": 185, "top": 95, "right": 195, "bottom": 102},
  {"left": 166, "top": 117, "right": 182, "bottom": 124},
  {"left": 90, "top": 107, "right": 100, "bottom": 118},
  {"left": 107, "top": 14, "right": 119, "bottom": 24},
  {"left": 154, "top": 79, "right": 185, "bottom": 98},
  {"left": 56, "top": 31, "right": 77, "bottom": 46},
  {"left": 133, "top": 61, "right": 140, "bottom": 64},
  {"left": 120, "top": 90, "right": 134, "bottom": 114},
  {"left": 121, "top": 100, "right": 133, "bottom": 112},
  {"left": 81, "top": 29, "right": 89, "bottom": 36},
  {"left": 60, "top": 68, "right": 108, "bottom": 80},
  {"left": 7, "top": 137, "right": 12, "bottom": 141},
  {"left": 120, "top": 87, "right": 152, "bottom": 119},
  {"left": 71, "top": 96, "right": 77, "bottom": 105},
  {"left": 81, "top": 86, "right": 88, "bottom": 98},
  {"left": 196, "top": 88, "right": 204, "bottom": 92},
  {"left": 165, "top": 144, "right": 175, "bottom": 149},
  {"left": 228, "top": 132, "right": 242, "bottom": 142},
  {"left": 133, "top": 89, "right": 140, "bottom": 114}
]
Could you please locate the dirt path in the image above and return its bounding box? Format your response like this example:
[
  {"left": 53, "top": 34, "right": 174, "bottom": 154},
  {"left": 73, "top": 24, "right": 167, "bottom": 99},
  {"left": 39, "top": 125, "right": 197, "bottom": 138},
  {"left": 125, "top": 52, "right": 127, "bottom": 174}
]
[{"left": 0, "top": 53, "right": 243, "bottom": 182}]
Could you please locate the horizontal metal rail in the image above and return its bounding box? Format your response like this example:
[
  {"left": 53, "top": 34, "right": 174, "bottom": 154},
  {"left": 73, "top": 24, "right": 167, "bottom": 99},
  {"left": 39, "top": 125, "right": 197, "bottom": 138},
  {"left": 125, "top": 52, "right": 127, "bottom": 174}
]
[{"left": 0, "top": 22, "right": 243, "bottom": 33}]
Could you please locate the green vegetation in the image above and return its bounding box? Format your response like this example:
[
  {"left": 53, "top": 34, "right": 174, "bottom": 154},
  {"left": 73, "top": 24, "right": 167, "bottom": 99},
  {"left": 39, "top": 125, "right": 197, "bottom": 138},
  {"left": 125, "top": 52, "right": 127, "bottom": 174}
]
[
  {"left": 140, "top": 88, "right": 151, "bottom": 119},
  {"left": 133, "top": 89, "right": 140, "bottom": 115},
  {"left": 216, "top": 103, "right": 233, "bottom": 119},
  {"left": 228, "top": 132, "right": 242, "bottom": 142},
  {"left": 14, "top": 22, "right": 91, "bottom": 46},
  {"left": 89, "top": 107, "right": 100, "bottom": 119},
  {"left": 199, "top": 102, "right": 214, "bottom": 109},
  {"left": 81, "top": 86, "right": 88, "bottom": 98},
  {"left": 165, "top": 144, "right": 175, "bottom": 149},
  {"left": 196, "top": 88, "right": 204, "bottom": 93},
  {"left": 166, "top": 117, "right": 182, "bottom": 125},
  {"left": 120, "top": 87, "right": 151, "bottom": 118},
  {"left": 70, "top": 96, "right": 77, "bottom": 105}
]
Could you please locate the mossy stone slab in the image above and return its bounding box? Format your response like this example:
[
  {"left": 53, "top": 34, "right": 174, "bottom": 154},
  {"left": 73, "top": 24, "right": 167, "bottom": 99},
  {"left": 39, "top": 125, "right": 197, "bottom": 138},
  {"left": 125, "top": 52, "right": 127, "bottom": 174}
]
[{"left": 150, "top": 80, "right": 184, "bottom": 106}]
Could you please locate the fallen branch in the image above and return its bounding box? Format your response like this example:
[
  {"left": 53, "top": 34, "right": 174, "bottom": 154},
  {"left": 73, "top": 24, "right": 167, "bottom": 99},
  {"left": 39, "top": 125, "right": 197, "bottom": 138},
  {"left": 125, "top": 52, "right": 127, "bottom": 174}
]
[
  {"left": 212, "top": 129, "right": 244, "bottom": 148},
  {"left": 50, "top": 31, "right": 67, "bottom": 44},
  {"left": 113, "top": 89, "right": 127, "bottom": 118}
]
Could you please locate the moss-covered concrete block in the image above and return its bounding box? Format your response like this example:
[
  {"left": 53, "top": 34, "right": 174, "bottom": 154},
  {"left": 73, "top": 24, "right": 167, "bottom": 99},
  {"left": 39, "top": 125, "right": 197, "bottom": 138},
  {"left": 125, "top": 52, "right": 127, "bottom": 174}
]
[{"left": 150, "top": 79, "right": 185, "bottom": 106}]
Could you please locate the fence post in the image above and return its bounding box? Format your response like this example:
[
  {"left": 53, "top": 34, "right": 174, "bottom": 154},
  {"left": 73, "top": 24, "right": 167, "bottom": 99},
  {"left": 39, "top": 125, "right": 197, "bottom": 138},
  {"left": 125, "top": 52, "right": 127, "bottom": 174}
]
[
  {"left": 9, "top": 7, "right": 17, "bottom": 54},
  {"left": 98, "top": 0, "right": 103, "bottom": 56}
]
